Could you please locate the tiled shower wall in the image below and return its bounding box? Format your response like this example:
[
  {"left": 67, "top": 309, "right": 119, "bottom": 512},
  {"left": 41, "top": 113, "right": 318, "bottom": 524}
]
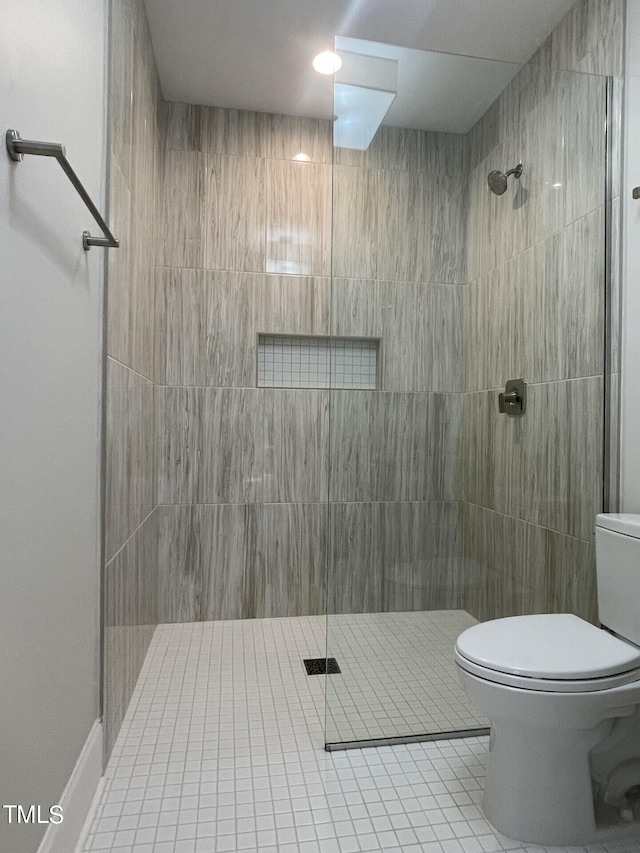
[
  {"left": 460, "top": 0, "right": 624, "bottom": 624},
  {"left": 154, "top": 110, "right": 467, "bottom": 620},
  {"left": 104, "top": 0, "right": 161, "bottom": 759},
  {"left": 103, "top": 0, "right": 624, "bottom": 756}
]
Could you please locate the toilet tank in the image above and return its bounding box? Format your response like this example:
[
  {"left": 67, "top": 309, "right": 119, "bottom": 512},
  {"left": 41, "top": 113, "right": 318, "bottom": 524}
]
[{"left": 596, "top": 514, "right": 640, "bottom": 645}]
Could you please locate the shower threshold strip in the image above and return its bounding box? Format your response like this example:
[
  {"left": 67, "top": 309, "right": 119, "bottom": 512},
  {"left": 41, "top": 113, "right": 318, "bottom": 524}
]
[{"left": 324, "top": 725, "right": 491, "bottom": 751}]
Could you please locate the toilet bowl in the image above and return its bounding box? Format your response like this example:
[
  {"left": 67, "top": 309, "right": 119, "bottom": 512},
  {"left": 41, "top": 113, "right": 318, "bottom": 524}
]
[{"left": 455, "top": 514, "right": 640, "bottom": 846}]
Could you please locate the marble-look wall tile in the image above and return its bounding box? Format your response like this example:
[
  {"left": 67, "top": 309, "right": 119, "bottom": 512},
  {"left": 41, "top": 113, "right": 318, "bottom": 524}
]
[
  {"left": 544, "top": 528, "right": 598, "bottom": 624},
  {"left": 262, "top": 114, "right": 332, "bottom": 164},
  {"left": 109, "top": 0, "right": 135, "bottom": 189},
  {"left": 329, "top": 392, "right": 461, "bottom": 502},
  {"left": 130, "top": 41, "right": 157, "bottom": 235},
  {"left": 107, "top": 263, "right": 156, "bottom": 381},
  {"left": 331, "top": 165, "right": 378, "bottom": 280},
  {"left": 106, "top": 0, "right": 161, "bottom": 764},
  {"left": 605, "top": 373, "right": 620, "bottom": 512},
  {"left": 462, "top": 503, "right": 549, "bottom": 622},
  {"left": 265, "top": 160, "right": 331, "bottom": 276},
  {"left": 376, "top": 169, "right": 467, "bottom": 284},
  {"left": 327, "top": 502, "right": 384, "bottom": 615},
  {"left": 157, "top": 503, "right": 257, "bottom": 622},
  {"left": 263, "top": 390, "right": 329, "bottom": 502},
  {"left": 158, "top": 101, "right": 204, "bottom": 152},
  {"left": 204, "top": 154, "right": 265, "bottom": 272},
  {"left": 160, "top": 103, "right": 333, "bottom": 162},
  {"left": 376, "top": 170, "right": 431, "bottom": 283},
  {"left": 157, "top": 502, "right": 327, "bottom": 622},
  {"left": 547, "top": 0, "right": 624, "bottom": 77},
  {"left": 158, "top": 387, "right": 263, "bottom": 504},
  {"left": 160, "top": 150, "right": 205, "bottom": 269},
  {"left": 158, "top": 387, "right": 328, "bottom": 503},
  {"left": 465, "top": 209, "right": 604, "bottom": 391},
  {"left": 105, "top": 358, "right": 155, "bottom": 562},
  {"left": 104, "top": 509, "right": 158, "bottom": 758},
  {"left": 203, "top": 107, "right": 264, "bottom": 157},
  {"left": 328, "top": 501, "right": 462, "bottom": 615},
  {"left": 159, "top": 269, "right": 329, "bottom": 387},
  {"left": 380, "top": 501, "right": 463, "bottom": 613},
  {"left": 467, "top": 71, "right": 606, "bottom": 283},
  {"left": 331, "top": 278, "right": 463, "bottom": 392},
  {"left": 607, "top": 197, "right": 621, "bottom": 377},
  {"left": 256, "top": 503, "right": 327, "bottom": 617},
  {"left": 463, "top": 377, "right": 603, "bottom": 542},
  {"left": 335, "top": 126, "right": 468, "bottom": 176}
]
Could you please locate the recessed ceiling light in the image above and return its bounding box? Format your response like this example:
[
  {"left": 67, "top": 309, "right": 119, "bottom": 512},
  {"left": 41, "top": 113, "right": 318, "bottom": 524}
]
[
  {"left": 293, "top": 152, "right": 311, "bottom": 162},
  {"left": 312, "top": 51, "right": 342, "bottom": 75}
]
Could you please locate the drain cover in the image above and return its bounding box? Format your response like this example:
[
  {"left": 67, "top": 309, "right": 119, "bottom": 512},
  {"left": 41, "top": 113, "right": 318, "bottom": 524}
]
[{"left": 304, "top": 657, "right": 341, "bottom": 675}]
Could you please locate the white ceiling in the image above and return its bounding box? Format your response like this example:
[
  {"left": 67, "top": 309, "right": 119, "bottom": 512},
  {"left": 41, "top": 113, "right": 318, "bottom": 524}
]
[{"left": 144, "top": 0, "right": 578, "bottom": 130}]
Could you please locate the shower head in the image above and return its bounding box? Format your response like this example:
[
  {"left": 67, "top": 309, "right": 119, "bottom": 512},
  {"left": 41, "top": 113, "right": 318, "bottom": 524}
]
[{"left": 488, "top": 163, "right": 523, "bottom": 195}]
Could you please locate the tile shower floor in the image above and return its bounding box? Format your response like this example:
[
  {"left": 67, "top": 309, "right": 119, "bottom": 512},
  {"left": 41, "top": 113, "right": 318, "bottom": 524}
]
[
  {"left": 84, "top": 615, "right": 640, "bottom": 853},
  {"left": 325, "top": 611, "right": 487, "bottom": 743}
]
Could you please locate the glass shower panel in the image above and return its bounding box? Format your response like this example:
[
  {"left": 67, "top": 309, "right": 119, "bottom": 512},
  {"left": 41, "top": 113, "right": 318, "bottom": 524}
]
[{"left": 325, "top": 42, "right": 610, "bottom": 748}]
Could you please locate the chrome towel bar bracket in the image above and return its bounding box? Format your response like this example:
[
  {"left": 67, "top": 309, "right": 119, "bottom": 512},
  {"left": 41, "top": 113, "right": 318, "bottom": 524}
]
[{"left": 6, "top": 129, "right": 119, "bottom": 251}]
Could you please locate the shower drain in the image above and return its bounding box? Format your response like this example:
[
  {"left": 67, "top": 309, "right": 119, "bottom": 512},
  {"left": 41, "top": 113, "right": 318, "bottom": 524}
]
[{"left": 303, "top": 658, "right": 341, "bottom": 675}]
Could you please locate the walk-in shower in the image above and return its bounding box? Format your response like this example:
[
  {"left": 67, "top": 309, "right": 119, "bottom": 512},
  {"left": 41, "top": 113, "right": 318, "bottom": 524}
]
[{"left": 323, "top": 38, "right": 611, "bottom": 749}]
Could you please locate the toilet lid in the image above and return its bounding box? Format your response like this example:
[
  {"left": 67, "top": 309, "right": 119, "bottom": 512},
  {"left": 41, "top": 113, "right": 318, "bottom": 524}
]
[{"left": 455, "top": 614, "right": 640, "bottom": 680}]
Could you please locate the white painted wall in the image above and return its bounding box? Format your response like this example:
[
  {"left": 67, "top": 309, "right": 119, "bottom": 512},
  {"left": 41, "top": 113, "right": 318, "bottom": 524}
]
[
  {"left": 0, "top": 2, "right": 106, "bottom": 852},
  {"left": 621, "top": 0, "right": 640, "bottom": 512}
]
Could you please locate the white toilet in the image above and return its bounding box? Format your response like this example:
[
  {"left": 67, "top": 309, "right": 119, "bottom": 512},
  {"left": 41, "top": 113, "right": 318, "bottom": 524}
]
[{"left": 455, "top": 513, "right": 640, "bottom": 846}]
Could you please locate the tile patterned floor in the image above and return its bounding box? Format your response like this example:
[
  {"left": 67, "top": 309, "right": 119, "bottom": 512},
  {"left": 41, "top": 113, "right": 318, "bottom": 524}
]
[
  {"left": 326, "top": 611, "right": 487, "bottom": 743},
  {"left": 84, "top": 616, "right": 640, "bottom": 853}
]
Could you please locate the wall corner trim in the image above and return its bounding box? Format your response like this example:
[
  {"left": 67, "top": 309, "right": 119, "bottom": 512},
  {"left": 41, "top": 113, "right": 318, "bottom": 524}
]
[{"left": 36, "top": 720, "right": 103, "bottom": 853}]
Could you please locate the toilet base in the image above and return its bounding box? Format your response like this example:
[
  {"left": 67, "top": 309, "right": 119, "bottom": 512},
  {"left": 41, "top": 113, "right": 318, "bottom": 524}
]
[
  {"left": 482, "top": 719, "right": 608, "bottom": 845},
  {"left": 459, "top": 668, "right": 640, "bottom": 846}
]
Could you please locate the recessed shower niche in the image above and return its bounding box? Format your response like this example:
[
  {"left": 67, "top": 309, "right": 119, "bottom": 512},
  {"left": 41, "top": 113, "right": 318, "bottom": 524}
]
[{"left": 258, "top": 334, "right": 379, "bottom": 389}]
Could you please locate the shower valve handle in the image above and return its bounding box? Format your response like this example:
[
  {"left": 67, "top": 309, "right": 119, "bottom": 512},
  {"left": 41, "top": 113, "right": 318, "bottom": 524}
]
[{"left": 498, "top": 379, "right": 527, "bottom": 415}]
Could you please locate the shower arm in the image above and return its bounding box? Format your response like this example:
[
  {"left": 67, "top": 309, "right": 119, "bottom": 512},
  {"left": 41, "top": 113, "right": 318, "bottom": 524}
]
[{"left": 505, "top": 164, "right": 523, "bottom": 180}]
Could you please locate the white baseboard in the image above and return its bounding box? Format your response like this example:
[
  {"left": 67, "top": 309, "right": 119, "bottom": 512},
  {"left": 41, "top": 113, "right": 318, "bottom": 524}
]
[{"left": 37, "top": 719, "right": 103, "bottom": 853}]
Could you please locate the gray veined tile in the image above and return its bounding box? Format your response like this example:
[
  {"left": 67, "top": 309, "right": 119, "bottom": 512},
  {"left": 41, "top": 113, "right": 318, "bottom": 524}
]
[
  {"left": 256, "top": 503, "right": 327, "bottom": 617},
  {"left": 461, "top": 504, "right": 547, "bottom": 622},
  {"left": 104, "top": 359, "right": 155, "bottom": 561},
  {"left": 381, "top": 502, "right": 463, "bottom": 613},
  {"left": 108, "top": 0, "right": 135, "bottom": 189},
  {"left": 202, "top": 107, "right": 264, "bottom": 158},
  {"left": 329, "top": 391, "right": 456, "bottom": 502},
  {"left": 263, "top": 389, "right": 329, "bottom": 503},
  {"left": 265, "top": 160, "right": 331, "bottom": 276},
  {"left": 429, "top": 176, "right": 467, "bottom": 284},
  {"left": 159, "top": 101, "right": 204, "bottom": 152},
  {"left": 158, "top": 270, "right": 330, "bottom": 387},
  {"left": 160, "top": 268, "right": 257, "bottom": 388},
  {"left": 103, "top": 509, "right": 158, "bottom": 759},
  {"left": 331, "top": 278, "right": 463, "bottom": 393},
  {"left": 260, "top": 273, "right": 330, "bottom": 338},
  {"left": 376, "top": 170, "right": 432, "bottom": 283},
  {"left": 331, "top": 165, "right": 378, "bottom": 280},
  {"left": 130, "top": 43, "right": 157, "bottom": 233},
  {"left": 462, "top": 378, "right": 603, "bottom": 542},
  {"left": 548, "top": 0, "right": 624, "bottom": 77},
  {"left": 262, "top": 113, "right": 332, "bottom": 163},
  {"left": 160, "top": 150, "right": 205, "bottom": 269},
  {"left": 204, "top": 154, "right": 266, "bottom": 273},
  {"left": 328, "top": 502, "right": 384, "bottom": 615},
  {"left": 544, "top": 529, "right": 598, "bottom": 624},
  {"left": 158, "top": 502, "right": 327, "bottom": 622},
  {"left": 157, "top": 503, "right": 257, "bottom": 622},
  {"left": 157, "top": 387, "right": 263, "bottom": 504},
  {"left": 107, "top": 262, "right": 155, "bottom": 381}
]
